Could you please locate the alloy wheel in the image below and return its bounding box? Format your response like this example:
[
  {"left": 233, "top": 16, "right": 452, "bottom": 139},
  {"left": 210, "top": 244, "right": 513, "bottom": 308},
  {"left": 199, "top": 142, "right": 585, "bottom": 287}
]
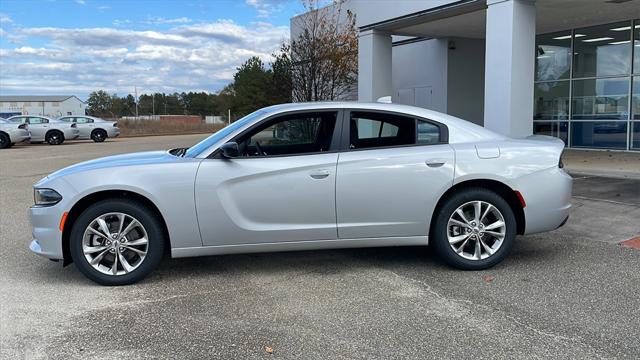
[
  {"left": 447, "top": 200, "right": 506, "bottom": 261},
  {"left": 48, "top": 133, "right": 61, "bottom": 145},
  {"left": 82, "top": 212, "right": 149, "bottom": 276}
]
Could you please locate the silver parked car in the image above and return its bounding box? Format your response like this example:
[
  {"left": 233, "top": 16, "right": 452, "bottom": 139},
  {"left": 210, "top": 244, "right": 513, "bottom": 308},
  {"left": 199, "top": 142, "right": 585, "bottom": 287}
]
[
  {"left": 7, "top": 115, "right": 79, "bottom": 145},
  {"left": 57, "top": 115, "right": 120, "bottom": 142},
  {"left": 29, "top": 103, "right": 572, "bottom": 285},
  {"left": 0, "top": 118, "right": 31, "bottom": 149}
]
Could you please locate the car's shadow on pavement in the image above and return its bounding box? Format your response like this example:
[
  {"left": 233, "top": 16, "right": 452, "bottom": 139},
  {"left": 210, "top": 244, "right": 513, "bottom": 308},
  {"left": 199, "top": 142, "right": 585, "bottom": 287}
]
[{"left": 30, "top": 236, "right": 560, "bottom": 287}]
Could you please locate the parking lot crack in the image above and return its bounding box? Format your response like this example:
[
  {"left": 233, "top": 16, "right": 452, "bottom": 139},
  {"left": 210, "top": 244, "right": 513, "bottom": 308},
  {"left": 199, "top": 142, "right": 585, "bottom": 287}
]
[{"left": 386, "top": 270, "right": 608, "bottom": 358}]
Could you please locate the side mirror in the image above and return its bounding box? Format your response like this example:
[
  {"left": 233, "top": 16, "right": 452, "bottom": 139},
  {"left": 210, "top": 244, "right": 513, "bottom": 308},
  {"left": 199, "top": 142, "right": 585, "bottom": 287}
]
[{"left": 220, "top": 142, "right": 239, "bottom": 158}]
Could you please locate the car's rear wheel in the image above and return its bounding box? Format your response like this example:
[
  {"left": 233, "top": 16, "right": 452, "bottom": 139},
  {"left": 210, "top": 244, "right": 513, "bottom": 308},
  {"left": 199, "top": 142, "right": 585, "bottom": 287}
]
[
  {"left": 69, "top": 199, "right": 165, "bottom": 285},
  {"left": 431, "top": 188, "right": 516, "bottom": 270},
  {"left": 91, "top": 129, "right": 107, "bottom": 142},
  {"left": 46, "top": 130, "right": 64, "bottom": 145},
  {"left": 0, "top": 133, "right": 10, "bottom": 149}
]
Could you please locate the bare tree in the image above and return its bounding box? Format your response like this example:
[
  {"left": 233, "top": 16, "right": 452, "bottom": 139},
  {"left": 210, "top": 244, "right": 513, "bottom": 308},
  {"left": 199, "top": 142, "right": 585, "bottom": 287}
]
[{"left": 290, "top": 0, "right": 357, "bottom": 102}]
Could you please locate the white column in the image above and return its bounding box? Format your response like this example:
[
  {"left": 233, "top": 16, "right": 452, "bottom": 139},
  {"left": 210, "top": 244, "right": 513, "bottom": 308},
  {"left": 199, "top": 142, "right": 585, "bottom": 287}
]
[
  {"left": 358, "top": 29, "right": 392, "bottom": 102},
  {"left": 483, "top": 0, "right": 536, "bottom": 138}
]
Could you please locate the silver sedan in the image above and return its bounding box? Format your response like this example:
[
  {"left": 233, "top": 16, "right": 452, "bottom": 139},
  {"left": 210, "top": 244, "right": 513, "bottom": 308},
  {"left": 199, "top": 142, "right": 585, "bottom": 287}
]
[
  {"left": 29, "top": 103, "right": 572, "bottom": 285},
  {"left": 0, "top": 118, "right": 31, "bottom": 149},
  {"left": 56, "top": 115, "right": 120, "bottom": 142},
  {"left": 7, "top": 115, "right": 79, "bottom": 145}
]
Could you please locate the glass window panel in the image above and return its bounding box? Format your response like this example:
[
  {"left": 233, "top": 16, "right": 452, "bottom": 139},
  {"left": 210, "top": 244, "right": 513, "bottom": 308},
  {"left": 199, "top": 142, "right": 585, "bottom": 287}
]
[
  {"left": 350, "top": 112, "right": 416, "bottom": 149},
  {"left": 573, "top": 21, "right": 632, "bottom": 77},
  {"left": 632, "top": 122, "right": 640, "bottom": 149},
  {"left": 536, "top": 31, "right": 571, "bottom": 81},
  {"left": 571, "top": 121, "right": 627, "bottom": 149},
  {"left": 533, "top": 121, "right": 568, "bottom": 144},
  {"left": 633, "top": 76, "right": 640, "bottom": 120},
  {"left": 635, "top": 20, "right": 640, "bottom": 74},
  {"left": 239, "top": 112, "right": 337, "bottom": 157},
  {"left": 417, "top": 120, "right": 441, "bottom": 145},
  {"left": 571, "top": 77, "right": 629, "bottom": 120},
  {"left": 534, "top": 81, "right": 569, "bottom": 120}
]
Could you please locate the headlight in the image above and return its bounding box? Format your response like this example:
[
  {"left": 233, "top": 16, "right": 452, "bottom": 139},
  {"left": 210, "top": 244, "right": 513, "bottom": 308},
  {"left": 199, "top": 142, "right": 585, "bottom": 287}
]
[{"left": 34, "top": 188, "right": 62, "bottom": 206}]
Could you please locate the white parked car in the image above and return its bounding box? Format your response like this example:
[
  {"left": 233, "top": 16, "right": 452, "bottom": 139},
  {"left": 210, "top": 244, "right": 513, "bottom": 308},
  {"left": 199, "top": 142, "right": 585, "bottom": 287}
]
[
  {"left": 29, "top": 102, "right": 572, "bottom": 285},
  {"left": 6, "top": 115, "right": 79, "bottom": 145},
  {"left": 57, "top": 115, "right": 119, "bottom": 142},
  {"left": 0, "top": 118, "right": 31, "bottom": 149}
]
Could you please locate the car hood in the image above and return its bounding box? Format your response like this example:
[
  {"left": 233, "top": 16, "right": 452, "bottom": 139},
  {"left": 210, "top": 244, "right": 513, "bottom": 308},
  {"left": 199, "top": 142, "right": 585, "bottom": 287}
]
[{"left": 45, "top": 150, "right": 179, "bottom": 181}]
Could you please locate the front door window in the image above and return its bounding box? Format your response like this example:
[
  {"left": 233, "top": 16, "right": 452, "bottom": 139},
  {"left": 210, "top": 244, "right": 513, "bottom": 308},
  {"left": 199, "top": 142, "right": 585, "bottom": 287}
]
[{"left": 236, "top": 112, "right": 338, "bottom": 157}]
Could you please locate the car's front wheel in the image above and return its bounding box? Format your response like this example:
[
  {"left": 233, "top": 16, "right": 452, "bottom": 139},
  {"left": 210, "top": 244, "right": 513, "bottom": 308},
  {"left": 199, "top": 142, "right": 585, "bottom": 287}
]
[
  {"left": 431, "top": 188, "right": 516, "bottom": 270},
  {"left": 69, "top": 199, "right": 165, "bottom": 285}
]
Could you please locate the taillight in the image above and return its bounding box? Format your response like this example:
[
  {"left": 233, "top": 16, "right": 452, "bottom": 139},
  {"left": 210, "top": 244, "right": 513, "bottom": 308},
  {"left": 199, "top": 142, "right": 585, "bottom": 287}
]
[
  {"left": 113, "top": 122, "right": 118, "bottom": 127},
  {"left": 558, "top": 151, "right": 565, "bottom": 169},
  {"left": 18, "top": 123, "right": 27, "bottom": 130},
  {"left": 70, "top": 123, "right": 77, "bottom": 128}
]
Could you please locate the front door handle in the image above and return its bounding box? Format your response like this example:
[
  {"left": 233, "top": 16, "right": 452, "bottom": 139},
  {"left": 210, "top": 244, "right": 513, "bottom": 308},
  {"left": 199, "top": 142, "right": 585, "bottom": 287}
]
[
  {"left": 426, "top": 159, "right": 446, "bottom": 168},
  {"left": 309, "top": 169, "right": 330, "bottom": 179}
]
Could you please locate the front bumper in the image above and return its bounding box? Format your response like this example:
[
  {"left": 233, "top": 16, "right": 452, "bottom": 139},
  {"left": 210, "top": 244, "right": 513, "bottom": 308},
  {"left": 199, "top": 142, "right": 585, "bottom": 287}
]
[{"left": 29, "top": 204, "right": 65, "bottom": 260}]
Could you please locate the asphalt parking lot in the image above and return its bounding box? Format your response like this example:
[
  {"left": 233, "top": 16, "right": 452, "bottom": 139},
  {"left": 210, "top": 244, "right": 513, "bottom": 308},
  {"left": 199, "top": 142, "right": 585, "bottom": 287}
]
[{"left": 1, "top": 135, "right": 639, "bottom": 359}]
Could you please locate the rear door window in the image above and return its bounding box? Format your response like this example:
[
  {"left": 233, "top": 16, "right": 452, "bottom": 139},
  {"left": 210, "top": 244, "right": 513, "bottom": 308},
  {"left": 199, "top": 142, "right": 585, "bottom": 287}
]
[
  {"left": 349, "top": 112, "right": 415, "bottom": 149},
  {"left": 28, "top": 117, "right": 47, "bottom": 124}
]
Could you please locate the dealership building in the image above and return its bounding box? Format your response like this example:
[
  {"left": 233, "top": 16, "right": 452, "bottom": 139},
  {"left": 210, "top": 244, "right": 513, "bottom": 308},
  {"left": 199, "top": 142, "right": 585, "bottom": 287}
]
[
  {"left": 0, "top": 95, "right": 86, "bottom": 118},
  {"left": 293, "top": 0, "right": 640, "bottom": 151}
]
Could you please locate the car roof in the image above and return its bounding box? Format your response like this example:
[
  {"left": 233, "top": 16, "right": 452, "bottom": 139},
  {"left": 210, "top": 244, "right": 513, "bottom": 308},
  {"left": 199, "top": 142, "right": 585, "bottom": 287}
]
[
  {"left": 7, "top": 115, "right": 61, "bottom": 122},
  {"left": 260, "top": 102, "right": 504, "bottom": 143}
]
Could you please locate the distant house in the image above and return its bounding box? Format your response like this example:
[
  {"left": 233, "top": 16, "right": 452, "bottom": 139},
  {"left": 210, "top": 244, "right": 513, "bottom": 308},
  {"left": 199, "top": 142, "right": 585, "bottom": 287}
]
[{"left": 0, "top": 95, "right": 86, "bottom": 118}]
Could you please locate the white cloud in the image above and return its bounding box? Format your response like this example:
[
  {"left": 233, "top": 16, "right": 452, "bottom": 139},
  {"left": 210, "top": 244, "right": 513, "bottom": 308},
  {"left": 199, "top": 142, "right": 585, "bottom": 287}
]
[
  {"left": 19, "top": 27, "right": 193, "bottom": 47},
  {"left": 143, "top": 17, "right": 192, "bottom": 25},
  {"left": 0, "top": 20, "right": 289, "bottom": 96},
  {"left": 75, "top": 0, "right": 86, "bottom": 5},
  {"left": 0, "top": 13, "right": 13, "bottom": 24},
  {"left": 246, "top": 0, "right": 288, "bottom": 19}
]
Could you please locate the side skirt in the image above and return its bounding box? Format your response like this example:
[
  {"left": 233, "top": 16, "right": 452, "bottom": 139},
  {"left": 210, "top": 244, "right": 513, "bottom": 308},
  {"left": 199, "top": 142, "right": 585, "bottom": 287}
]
[{"left": 171, "top": 236, "right": 429, "bottom": 258}]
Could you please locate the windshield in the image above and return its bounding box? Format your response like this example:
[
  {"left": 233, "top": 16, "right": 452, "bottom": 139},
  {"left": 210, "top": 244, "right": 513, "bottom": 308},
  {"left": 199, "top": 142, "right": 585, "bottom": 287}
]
[{"left": 184, "top": 110, "right": 266, "bottom": 158}]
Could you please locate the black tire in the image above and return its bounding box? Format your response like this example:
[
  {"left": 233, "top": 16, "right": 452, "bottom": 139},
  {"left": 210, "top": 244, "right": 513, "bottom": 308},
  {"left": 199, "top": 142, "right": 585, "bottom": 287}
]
[
  {"left": 46, "top": 130, "right": 64, "bottom": 145},
  {"left": 431, "top": 187, "right": 516, "bottom": 270},
  {"left": 91, "top": 129, "right": 107, "bottom": 142},
  {"left": 69, "top": 199, "right": 166, "bottom": 285},
  {"left": 0, "top": 133, "right": 9, "bottom": 149}
]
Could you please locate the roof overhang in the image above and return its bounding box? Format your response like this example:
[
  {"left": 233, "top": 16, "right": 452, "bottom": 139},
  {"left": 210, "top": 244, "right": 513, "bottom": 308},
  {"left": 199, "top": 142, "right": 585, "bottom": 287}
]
[{"left": 361, "top": 0, "right": 640, "bottom": 39}]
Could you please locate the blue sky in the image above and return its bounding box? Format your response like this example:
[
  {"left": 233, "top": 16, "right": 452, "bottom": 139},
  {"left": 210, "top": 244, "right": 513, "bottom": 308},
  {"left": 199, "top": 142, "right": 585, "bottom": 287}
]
[{"left": 0, "top": 0, "right": 307, "bottom": 99}]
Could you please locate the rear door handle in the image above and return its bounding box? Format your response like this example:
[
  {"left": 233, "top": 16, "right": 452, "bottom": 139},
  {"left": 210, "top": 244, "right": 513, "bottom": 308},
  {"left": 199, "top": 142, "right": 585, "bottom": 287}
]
[
  {"left": 426, "top": 159, "right": 446, "bottom": 168},
  {"left": 309, "top": 169, "right": 330, "bottom": 179}
]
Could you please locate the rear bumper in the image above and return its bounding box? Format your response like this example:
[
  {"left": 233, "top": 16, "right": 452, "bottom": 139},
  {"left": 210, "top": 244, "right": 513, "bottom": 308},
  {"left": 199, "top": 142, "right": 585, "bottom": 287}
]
[
  {"left": 518, "top": 167, "right": 573, "bottom": 235},
  {"left": 107, "top": 127, "right": 120, "bottom": 138},
  {"left": 11, "top": 129, "right": 31, "bottom": 143}
]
